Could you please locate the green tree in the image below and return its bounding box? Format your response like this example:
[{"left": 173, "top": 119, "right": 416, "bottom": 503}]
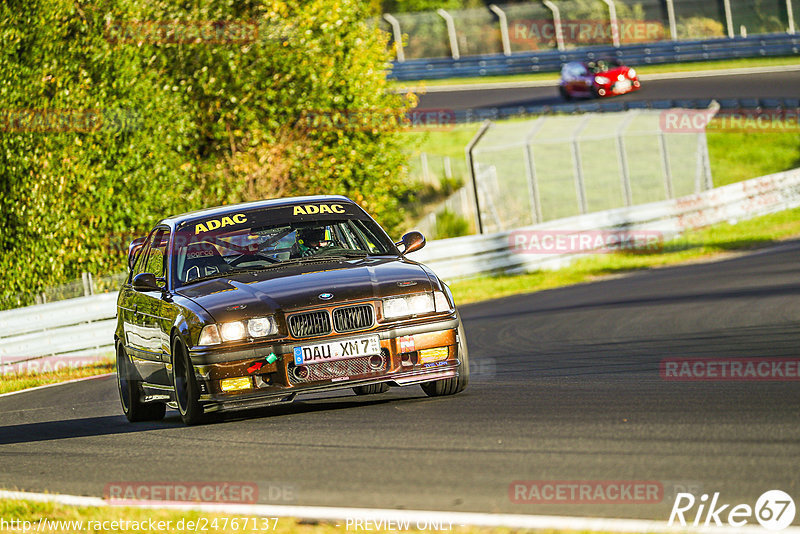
[{"left": 0, "top": 0, "right": 412, "bottom": 309}]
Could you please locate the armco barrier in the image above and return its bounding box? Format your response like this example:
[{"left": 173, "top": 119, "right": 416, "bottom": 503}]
[
  {"left": 1, "top": 168, "right": 799, "bottom": 363},
  {"left": 389, "top": 34, "right": 800, "bottom": 81},
  {"left": 0, "top": 293, "right": 117, "bottom": 368}
]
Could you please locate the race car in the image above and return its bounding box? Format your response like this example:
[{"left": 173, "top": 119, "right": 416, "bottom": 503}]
[
  {"left": 559, "top": 59, "right": 640, "bottom": 99},
  {"left": 115, "top": 195, "right": 468, "bottom": 425}
]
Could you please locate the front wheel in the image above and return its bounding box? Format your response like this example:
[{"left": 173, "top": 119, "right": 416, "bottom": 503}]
[
  {"left": 172, "top": 338, "right": 205, "bottom": 425},
  {"left": 420, "top": 319, "right": 469, "bottom": 397},
  {"left": 117, "top": 344, "right": 166, "bottom": 422}
]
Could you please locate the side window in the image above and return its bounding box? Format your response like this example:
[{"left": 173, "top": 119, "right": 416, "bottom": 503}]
[
  {"left": 136, "top": 228, "right": 170, "bottom": 278},
  {"left": 132, "top": 243, "right": 153, "bottom": 278}
]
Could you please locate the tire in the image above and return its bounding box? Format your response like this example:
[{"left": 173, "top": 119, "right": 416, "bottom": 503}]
[
  {"left": 420, "top": 319, "right": 469, "bottom": 397},
  {"left": 353, "top": 383, "right": 390, "bottom": 395},
  {"left": 559, "top": 86, "right": 573, "bottom": 101},
  {"left": 172, "top": 337, "right": 205, "bottom": 425},
  {"left": 116, "top": 344, "right": 166, "bottom": 422}
]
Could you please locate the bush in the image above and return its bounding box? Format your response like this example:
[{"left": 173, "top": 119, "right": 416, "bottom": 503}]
[
  {"left": 0, "top": 0, "right": 412, "bottom": 309},
  {"left": 434, "top": 208, "right": 471, "bottom": 239}
]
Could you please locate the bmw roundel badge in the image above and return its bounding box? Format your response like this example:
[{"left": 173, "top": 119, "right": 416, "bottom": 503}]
[{"left": 318, "top": 293, "right": 334, "bottom": 300}]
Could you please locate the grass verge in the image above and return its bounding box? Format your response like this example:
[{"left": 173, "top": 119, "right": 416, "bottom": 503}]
[
  {"left": 0, "top": 358, "right": 115, "bottom": 395},
  {"left": 450, "top": 207, "right": 800, "bottom": 305},
  {"left": 392, "top": 55, "right": 800, "bottom": 89}
]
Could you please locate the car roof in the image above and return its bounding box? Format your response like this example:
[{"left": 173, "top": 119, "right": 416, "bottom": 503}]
[{"left": 158, "top": 195, "right": 356, "bottom": 229}]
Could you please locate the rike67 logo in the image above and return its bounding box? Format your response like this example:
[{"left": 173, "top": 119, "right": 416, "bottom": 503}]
[{"left": 669, "top": 490, "right": 796, "bottom": 530}]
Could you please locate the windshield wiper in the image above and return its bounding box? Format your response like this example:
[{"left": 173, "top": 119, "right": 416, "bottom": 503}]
[{"left": 278, "top": 252, "right": 367, "bottom": 266}]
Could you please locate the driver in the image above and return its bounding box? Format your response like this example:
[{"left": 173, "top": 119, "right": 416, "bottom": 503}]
[{"left": 292, "top": 226, "right": 332, "bottom": 257}]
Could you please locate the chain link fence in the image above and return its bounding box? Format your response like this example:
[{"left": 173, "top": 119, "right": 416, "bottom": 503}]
[
  {"left": 415, "top": 108, "right": 714, "bottom": 236},
  {"left": 31, "top": 272, "right": 127, "bottom": 305},
  {"left": 381, "top": 0, "right": 797, "bottom": 60}
]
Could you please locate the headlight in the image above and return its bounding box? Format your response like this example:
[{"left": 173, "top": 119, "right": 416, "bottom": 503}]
[
  {"left": 382, "top": 293, "right": 435, "bottom": 320},
  {"left": 198, "top": 324, "right": 221, "bottom": 345},
  {"left": 200, "top": 316, "right": 278, "bottom": 345},
  {"left": 595, "top": 76, "right": 610, "bottom": 85},
  {"left": 247, "top": 316, "right": 277, "bottom": 337},
  {"left": 434, "top": 290, "right": 453, "bottom": 313},
  {"left": 220, "top": 321, "right": 246, "bottom": 341},
  {"left": 627, "top": 68, "right": 636, "bottom": 78}
]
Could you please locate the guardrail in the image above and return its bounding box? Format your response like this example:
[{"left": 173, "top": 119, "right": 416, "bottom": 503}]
[
  {"left": 389, "top": 34, "right": 800, "bottom": 81},
  {"left": 2, "top": 167, "right": 799, "bottom": 364},
  {"left": 0, "top": 293, "right": 117, "bottom": 372},
  {"left": 445, "top": 96, "right": 800, "bottom": 124}
]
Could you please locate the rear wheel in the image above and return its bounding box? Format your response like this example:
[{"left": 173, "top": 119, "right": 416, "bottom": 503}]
[
  {"left": 559, "top": 86, "right": 573, "bottom": 101},
  {"left": 116, "top": 344, "right": 166, "bottom": 422},
  {"left": 172, "top": 338, "right": 205, "bottom": 425},
  {"left": 353, "top": 383, "right": 390, "bottom": 395},
  {"left": 420, "top": 319, "right": 469, "bottom": 397}
]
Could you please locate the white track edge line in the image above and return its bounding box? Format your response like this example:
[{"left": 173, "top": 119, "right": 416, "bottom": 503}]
[
  {"left": 397, "top": 64, "right": 800, "bottom": 93},
  {"left": 2, "top": 490, "right": 798, "bottom": 534},
  {"left": 0, "top": 373, "right": 114, "bottom": 399}
]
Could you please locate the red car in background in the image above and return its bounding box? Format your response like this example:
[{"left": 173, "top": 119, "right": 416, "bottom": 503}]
[{"left": 559, "top": 59, "right": 641, "bottom": 100}]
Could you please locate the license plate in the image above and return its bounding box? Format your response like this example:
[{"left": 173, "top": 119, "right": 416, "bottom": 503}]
[
  {"left": 293, "top": 335, "right": 380, "bottom": 366},
  {"left": 614, "top": 79, "right": 632, "bottom": 93}
]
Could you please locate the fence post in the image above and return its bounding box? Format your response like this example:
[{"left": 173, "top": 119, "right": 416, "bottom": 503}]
[
  {"left": 81, "top": 272, "right": 93, "bottom": 297},
  {"left": 788, "top": 0, "right": 796, "bottom": 33},
  {"left": 542, "top": 0, "right": 566, "bottom": 51},
  {"left": 465, "top": 120, "right": 492, "bottom": 234},
  {"left": 571, "top": 116, "right": 591, "bottom": 214},
  {"left": 665, "top": 0, "right": 678, "bottom": 40},
  {"left": 437, "top": 9, "right": 461, "bottom": 60},
  {"left": 523, "top": 117, "right": 546, "bottom": 224},
  {"left": 616, "top": 111, "right": 638, "bottom": 206},
  {"left": 383, "top": 14, "right": 406, "bottom": 62},
  {"left": 443, "top": 156, "right": 453, "bottom": 179},
  {"left": 489, "top": 4, "right": 512, "bottom": 56},
  {"left": 659, "top": 133, "right": 674, "bottom": 199},
  {"left": 722, "top": 0, "right": 735, "bottom": 38},
  {"left": 600, "top": 0, "right": 621, "bottom": 47},
  {"left": 420, "top": 152, "right": 431, "bottom": 185}
]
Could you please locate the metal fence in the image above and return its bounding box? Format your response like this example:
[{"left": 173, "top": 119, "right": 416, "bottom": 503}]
[
  {"left": 27, "top": 272, "right": 127, "bottom": 305},
  {"left": 382, "top": 0, "right": 798, "bottom": 61},
  {"left": 440, "top": 108, "right": 715, "bottom": 235}
]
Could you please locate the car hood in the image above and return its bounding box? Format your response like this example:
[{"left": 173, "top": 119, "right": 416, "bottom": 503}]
[
  {"left": 175, "top": 257, "right": 434, "bottom": 322},
  {"left": 598, "top": 66, "right": 630, "bottom": 79}
]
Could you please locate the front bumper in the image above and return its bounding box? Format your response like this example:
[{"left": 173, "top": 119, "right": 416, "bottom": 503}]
[{"left": 188, "top": 316, "right": 461, "bottom": 414}]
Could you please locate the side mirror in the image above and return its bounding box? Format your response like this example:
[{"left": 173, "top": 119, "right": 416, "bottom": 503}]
[
  {"left": 132, "top": 273, "right": 161, "bottom": 292},
  {"left": 128, "top": 237, "right": 147, "bottom": 270},
  {"left": 396, "top": 231, "right": 426, "bottom": 255}
]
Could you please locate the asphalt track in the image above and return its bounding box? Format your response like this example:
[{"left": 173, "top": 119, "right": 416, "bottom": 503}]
[
  {"left": 415, "top": 69, "right": 800, "bottom": 111},
  {"left": 1, "top": 239, "right": 799, "bottom": 522}
]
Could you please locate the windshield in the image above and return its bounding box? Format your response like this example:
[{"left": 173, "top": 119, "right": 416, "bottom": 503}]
[{"left": 171, "top": 204, "right": 396, "bottom": 287}]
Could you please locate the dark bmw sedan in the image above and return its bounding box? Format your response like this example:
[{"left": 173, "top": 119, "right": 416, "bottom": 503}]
[{"left": 116, "top": 195, "right": 468, "bottom": 424}]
